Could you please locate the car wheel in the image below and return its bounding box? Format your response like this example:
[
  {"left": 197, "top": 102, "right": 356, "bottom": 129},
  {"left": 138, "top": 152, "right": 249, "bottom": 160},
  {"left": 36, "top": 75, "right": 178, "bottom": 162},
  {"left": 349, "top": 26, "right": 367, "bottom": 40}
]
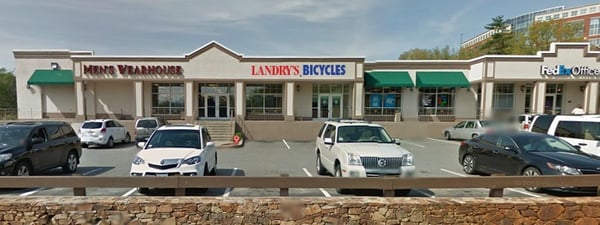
[
  {"left": 316, "top": 153, "right": 328, "bottom": 175},
  {"left": 444, "top": 132, "right": 452, "bottom": 140},
  {"left": 62, "top": 151, "right": 78, "bottom": 174},
  {"left": 472, "top": 134, "right": 479, "bottom": 139},
  {"left": 462, "top": 154, "right": 477, "bottom": 175},
  {"left": 523, "top": 167, "right": 542, "bottom": 192},
  {"left": 13, "top": 161, "right": 32, "bottom": 176},
  {"left": 210, "top": 155, "right": 217, "bottom": 176},
  {"left": 335, "top": 163, "right": 351, "bottom": 194},
  {"left": 394, "top": 189, "right": 411, "bottom": 196},
  {"left": 106, "top": 137, "right": 114, "bottom": 148},
  {"left": 123, "top": 133, "right": 131, "bottom": 144}
]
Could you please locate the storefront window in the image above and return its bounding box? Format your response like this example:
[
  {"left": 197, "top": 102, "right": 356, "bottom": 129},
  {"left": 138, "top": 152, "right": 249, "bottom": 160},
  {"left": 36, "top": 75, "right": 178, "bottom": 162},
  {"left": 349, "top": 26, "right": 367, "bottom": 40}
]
[
  {"left": 493, "top": 84, "right": 514, "bottom": 115},
  {"left": 246, "top": 84, "right": 283, "bottom": 120},
  {"left": 151, "top": 83, "right": 184, "bottom": 117},
  {"left": 545, "top": 84, "right": 564, "bottom": 115},
  {"left": 418, "top": 88, "right": 455, "bottom": 115},
  {"left": 312, "top": 84, "right": 350, "bottom": 119},
  {"left": 198, "top": 83, "right": 234, "bottom": 119},
  {"left": 364, "top": 87, "right": 402, "bottom": 121}
]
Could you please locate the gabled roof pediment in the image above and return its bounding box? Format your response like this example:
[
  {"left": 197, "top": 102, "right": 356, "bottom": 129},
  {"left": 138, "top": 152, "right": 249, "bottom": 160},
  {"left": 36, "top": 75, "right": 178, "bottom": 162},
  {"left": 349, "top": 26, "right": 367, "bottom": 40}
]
[{"left": 185, "top": 41, "right": 243, "bottom": 61}]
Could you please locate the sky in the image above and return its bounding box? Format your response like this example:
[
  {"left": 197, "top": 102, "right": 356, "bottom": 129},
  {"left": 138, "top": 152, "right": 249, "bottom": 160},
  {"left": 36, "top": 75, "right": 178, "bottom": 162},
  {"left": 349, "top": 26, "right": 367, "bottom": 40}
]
[{"left": 2, "top": 0, "right": 600, "bottom": 70}]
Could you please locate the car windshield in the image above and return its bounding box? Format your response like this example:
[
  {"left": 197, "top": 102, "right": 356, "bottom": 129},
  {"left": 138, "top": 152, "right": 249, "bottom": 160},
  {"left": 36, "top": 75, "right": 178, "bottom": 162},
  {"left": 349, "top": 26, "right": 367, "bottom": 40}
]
[
  {"left": 0, "top": 126, "right": 31, "bottom": 146},
  {"left": 337, "top": 125, "right": 393, "bottom": 143},
  {"left": 145, "top": 129, "right": 200, "bottom": 149},
  {"left": 136, "top": 120, "right": 158, "bottom": 128},
  {"left": 82, "top": 122, "right": 102, "bottom": 129},
  {"left": 513, "top": 135, "right": 578, "bottom": 153}
]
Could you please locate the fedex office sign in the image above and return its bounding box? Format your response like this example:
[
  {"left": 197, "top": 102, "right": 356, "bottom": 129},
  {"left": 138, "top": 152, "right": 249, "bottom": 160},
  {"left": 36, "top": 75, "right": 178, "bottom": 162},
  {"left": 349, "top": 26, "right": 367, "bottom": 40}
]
[{"left": 540, "top": 65, "right": 600, "bottom": 76}]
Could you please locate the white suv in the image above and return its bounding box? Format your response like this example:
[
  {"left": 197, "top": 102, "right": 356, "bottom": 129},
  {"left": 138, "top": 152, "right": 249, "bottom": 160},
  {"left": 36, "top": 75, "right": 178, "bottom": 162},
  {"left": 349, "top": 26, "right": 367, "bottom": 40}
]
[
  {"left": 315, "top": 120, "right": 415, "bottom": 195},
  {"left": 529, "top": 115, "right": 600, "bottom": 156},
  {"left": 130, "top": 124, "right": 217, "bottom": 194},
  {"left": 80, "top": 119, "right": 130, "bottom": 148}
]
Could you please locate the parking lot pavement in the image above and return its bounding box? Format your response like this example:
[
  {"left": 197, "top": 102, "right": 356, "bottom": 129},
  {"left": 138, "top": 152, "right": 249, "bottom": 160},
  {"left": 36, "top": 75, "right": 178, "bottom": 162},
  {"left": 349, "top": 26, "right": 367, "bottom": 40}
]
[{"left": 1, "top": 138, "right": 591, "bottom": 198}]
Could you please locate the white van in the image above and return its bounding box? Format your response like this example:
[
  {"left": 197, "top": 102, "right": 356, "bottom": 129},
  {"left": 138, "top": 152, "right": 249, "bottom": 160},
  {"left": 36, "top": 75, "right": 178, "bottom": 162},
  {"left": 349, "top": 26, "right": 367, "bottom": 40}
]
[{"left": 529, "top": 115, "right": 600, "bottom": 156}]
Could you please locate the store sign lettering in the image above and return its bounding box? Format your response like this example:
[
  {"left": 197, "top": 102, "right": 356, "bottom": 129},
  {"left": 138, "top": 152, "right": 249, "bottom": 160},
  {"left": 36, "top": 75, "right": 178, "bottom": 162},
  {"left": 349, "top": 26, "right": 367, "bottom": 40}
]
[
  {"left": 251, "top": 64, "right": 346, "bottom": 76},
  {"left": 83, "top": 65, "right": 183, "bottom": 75},
  {"left": 540, "top": 65, "right": 600, "bottom": 76}
]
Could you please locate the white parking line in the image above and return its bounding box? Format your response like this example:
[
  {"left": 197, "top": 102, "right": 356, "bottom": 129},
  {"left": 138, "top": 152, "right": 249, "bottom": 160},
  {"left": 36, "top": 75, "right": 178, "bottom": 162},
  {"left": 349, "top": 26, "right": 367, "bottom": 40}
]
[
  {"left": 400, "top": 141, "right": 424, "bottom": 148},
  {"left": 222, "top": 168, "right": 239, "bottom": 197},
  {"left": 282, "top": 139, "right": 291, "bottom": 150},
  {"left": 302, "top": 168, "right": 331, "bottom": 197},
  {"left": 440, "top": 168, "right": 541, "bottom": 198},
  {"left": 19, "top": 188, "right": 46, "bottom": 196},
  {"left": 82, "top": 168, "right": 103, "bottom": 176},
  {"left": 427, "top": 138, "right": 460, "bottom": 145},
  {"left": 412, "top": 189, "right": 435, "bottom": 198},
  {"left": 121, "top": 188, "right": 137, "bottom": 197}
]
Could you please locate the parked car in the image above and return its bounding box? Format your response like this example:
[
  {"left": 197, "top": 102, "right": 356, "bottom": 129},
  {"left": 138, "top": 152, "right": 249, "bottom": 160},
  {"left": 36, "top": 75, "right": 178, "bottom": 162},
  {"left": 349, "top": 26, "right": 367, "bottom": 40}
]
[
  {"left": 529, "top": 115, "right": 600, "bottom": 156},
  {"left": 315, "top": 120, "right": 415, "bottom": 195},
  {"left": 134, "top": 117, "right": 168, "bottom": 142},
  {"left": 79, "top": 119, "right": 131, "bottom": 148},
  {"left": 0, "top": 121, "right": 82, "bottom": 176},
  {"left": 130, "top": 124, "right": 217, "bottom": 194},
  {"left": 459, "top": 131, "right": 600, "bottom": 192},
  {"left": 443, "top": 120, "right": 507, "bottom": 140}
]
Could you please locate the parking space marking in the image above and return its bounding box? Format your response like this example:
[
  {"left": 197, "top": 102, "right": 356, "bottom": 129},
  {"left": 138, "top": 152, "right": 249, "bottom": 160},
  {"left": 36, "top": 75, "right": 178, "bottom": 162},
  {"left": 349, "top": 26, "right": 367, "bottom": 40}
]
[
  {"left": 282, "top": 139, "right": 291, "bottom": 150},
  {"left": 302, "top": 168, "right": 331, "bottom": 197},
  {"left": 400, "top": 141, "right": 424, "bottom": 148},
  {"left": 440, "top": 168, "right": 541, "bottom": 198},
  {"left": 412, "top": 189, "right": 435, "bottom": 198},
  {"left": 121, "top": 188, "right": 137, "bottom": 197},
  {"left": 222, "top": 167, "right": 239, "bottom": 197},
  {"left": 19, "top": 188, "right": 46, "bottom": 196},
  {"left": 427, "top": 138, "right": 460, "bottom": 145},
  {"left": 82, "top": 168, "right": 103, "bottom": 176}
]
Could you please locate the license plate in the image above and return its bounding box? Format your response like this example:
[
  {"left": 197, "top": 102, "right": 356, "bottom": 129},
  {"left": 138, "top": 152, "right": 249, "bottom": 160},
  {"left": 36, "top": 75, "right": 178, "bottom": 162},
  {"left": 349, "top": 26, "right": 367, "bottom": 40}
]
[{"left": 156, "top": 173, "right": 169, "bottom": 177}]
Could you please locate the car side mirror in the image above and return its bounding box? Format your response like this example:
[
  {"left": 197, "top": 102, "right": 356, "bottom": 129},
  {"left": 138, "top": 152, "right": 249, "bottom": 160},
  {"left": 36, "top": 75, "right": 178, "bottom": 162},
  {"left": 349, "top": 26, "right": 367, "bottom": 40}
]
[
  {"left": 136, "top": 142, "right": 145, "bottom": 148},
  {"left": 31, "top": 137, "right": 44, "bottom": 144},
  {"left": 324, "top": 138, "right": 333, "bottom": 145},
  {"left": 394, "top": 138, "right": 402, "bottom": 145},
  {"left": 503, "top": 145, "right": 516, "bottom": 152},
  {"left": 573, "top": 145, "right": 582, "bottom": 151},
  {"left": 207, "top": 142, "right": 215, "bottom": 147}
]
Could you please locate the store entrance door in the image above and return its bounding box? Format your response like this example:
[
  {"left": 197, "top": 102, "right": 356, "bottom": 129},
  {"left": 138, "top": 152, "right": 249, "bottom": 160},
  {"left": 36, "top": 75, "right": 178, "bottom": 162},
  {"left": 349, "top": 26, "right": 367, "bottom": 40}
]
[
  {"left": 318, "top": 95, "right": 342, "bottom": 119},
  {"left": 544, "top": 94, "right": 562, "bottom": 115},
  {"left": 205, "top": 95, "right": 229, "bottom": 119}
]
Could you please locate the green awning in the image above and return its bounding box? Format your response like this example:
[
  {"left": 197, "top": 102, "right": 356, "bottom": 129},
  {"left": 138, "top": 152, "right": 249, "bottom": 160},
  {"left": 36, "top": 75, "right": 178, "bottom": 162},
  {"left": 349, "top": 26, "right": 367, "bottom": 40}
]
[
  {"left": 364, "top": 71, "right": 414, "bottom": 88},
  {"left": 415, "top": 71, "right": 470, "bottom": 88},
  {"left": 27, "top": 69, "right": 74, "bottom": 85}
]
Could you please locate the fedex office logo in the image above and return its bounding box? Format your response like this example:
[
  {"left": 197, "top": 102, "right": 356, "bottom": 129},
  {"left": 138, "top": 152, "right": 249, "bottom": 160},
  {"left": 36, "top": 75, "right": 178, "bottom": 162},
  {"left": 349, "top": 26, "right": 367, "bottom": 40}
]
[{"left": 540, "top": 65, "right": 600, "bottom": 76}]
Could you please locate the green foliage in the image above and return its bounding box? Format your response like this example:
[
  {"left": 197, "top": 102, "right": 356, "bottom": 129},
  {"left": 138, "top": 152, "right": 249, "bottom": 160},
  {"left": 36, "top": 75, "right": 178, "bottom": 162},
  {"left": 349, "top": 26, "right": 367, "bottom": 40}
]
[
  {"left": 398, "top": 45, "right": 459, "bottom": 60},
  {"left": 511, "top": 20, "right": 585, "bottom": 55},
  {"left": 480, "top": 16, "right": 513, "bottom": 55},
  {"left": 0, "top": 68, "right": 16, "bottom": 109},
  {"left": 234, "top": 131, "right": 245, "bottom": 139}
]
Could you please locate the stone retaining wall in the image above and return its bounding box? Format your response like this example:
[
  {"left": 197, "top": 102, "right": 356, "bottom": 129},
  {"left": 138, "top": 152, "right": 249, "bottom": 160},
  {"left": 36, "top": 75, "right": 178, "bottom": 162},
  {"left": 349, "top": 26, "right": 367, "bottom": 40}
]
[{"left": 1, "top": 197, "right": 600, "bottom": 224}]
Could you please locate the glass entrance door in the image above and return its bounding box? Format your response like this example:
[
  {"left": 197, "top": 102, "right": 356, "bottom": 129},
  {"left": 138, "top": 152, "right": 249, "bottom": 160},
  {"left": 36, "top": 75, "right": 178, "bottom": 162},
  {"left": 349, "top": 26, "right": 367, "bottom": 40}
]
[
  {"left": 544, "top": 95, "right": 560, "bottom": 115},
  {"left": 204, "top": 94, "right": 229, "bottom": 119},
  {"left": 318, "top": 95, "right": 342, "bottom": 119}
]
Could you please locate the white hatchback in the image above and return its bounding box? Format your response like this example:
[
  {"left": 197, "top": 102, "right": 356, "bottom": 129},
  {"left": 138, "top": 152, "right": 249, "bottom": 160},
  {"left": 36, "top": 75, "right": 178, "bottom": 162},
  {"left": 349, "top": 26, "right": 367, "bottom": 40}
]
[
  {"left": 130, "top": 125, "right": 217, "bottom": 194},
  {"left": 79, "top": 119, "right": 130, "bottom": 148}
]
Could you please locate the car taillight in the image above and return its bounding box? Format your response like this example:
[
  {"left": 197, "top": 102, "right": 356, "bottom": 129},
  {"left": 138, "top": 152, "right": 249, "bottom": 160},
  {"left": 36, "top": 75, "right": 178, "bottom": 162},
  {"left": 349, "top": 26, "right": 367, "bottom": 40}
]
[
  {"left": 101, "top": 128, "right": 106, "bottom": 133},
  {"left": 524, "top": 124, "right": 529, "bottom": 130}
]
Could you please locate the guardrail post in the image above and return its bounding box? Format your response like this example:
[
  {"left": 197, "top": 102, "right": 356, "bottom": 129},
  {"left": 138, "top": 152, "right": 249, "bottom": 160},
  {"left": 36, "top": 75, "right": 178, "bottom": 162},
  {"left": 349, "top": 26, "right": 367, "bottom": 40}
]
[
  {"left": 72, "top": 173, "right": 86, "bottom": 196},
  {"left": 280, "top": 174, "right": 289, "bottom": 196},
  {"left": 596, "top": 186, "right": 600, "bottom": 196},
  {"left": 382, "top": 176, "right": 395, "bottom": 197},
  {"left": 174, "top": 175, "right": 185, "bottom": 196},
  {"left": 488, "top": 174, "right": 504, "bottom": 197}
]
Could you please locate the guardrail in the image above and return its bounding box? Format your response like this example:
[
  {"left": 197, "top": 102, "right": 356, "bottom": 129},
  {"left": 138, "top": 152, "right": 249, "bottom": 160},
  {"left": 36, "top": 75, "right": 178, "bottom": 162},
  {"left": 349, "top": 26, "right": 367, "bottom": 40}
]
[{"left": 2, "top": 174, "right": 600, "bottom": 197}]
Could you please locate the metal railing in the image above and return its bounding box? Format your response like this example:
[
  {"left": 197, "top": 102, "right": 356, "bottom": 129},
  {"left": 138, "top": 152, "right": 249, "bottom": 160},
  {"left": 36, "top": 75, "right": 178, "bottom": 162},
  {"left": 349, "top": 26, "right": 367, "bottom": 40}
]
[{"left": 1, "top": 174, "right": 600, "bottom": 197}]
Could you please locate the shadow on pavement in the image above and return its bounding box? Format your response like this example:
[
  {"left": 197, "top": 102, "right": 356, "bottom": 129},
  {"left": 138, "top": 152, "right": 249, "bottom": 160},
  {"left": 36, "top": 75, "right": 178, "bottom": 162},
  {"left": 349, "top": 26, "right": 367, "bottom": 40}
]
[{"left": 138, "top": 168, "right": 247, "bottom": 196}]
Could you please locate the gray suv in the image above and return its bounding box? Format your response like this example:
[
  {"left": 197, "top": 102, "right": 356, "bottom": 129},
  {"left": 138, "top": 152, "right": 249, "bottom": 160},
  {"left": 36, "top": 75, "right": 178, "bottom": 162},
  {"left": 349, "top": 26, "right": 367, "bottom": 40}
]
[{"left": 134, "top": 117, "right": 168, "bottom": 142}]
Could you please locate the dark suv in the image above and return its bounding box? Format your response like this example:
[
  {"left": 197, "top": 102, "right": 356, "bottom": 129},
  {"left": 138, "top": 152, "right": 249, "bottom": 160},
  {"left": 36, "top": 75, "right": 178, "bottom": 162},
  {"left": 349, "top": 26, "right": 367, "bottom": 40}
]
[{"left": 0, "top": 121, "right": 82, "bottom": 176}]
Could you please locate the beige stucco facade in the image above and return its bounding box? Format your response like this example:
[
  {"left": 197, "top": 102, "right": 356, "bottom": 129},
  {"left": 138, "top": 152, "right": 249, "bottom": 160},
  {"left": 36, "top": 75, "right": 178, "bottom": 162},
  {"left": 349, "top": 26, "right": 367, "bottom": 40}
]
[{"left": 11, "top": 41, "right": 600, "bottom": 140}]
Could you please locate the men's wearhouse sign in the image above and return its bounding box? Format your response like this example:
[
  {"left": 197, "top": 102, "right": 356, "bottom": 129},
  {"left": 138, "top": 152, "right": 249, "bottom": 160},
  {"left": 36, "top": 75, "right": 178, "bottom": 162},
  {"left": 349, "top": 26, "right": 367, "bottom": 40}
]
[{"left": 540, "top": 65, "right": 600, "bottom": 76}]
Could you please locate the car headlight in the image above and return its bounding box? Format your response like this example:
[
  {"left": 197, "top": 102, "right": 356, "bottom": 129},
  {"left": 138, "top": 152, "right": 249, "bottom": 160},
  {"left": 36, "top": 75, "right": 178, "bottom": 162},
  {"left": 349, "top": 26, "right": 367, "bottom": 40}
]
[
  {"left": 182, "top": 156, "right": 201, "bottom": 165},
  {"left": 132, "top": 156, "right": 145, "bottom": 165},
  {"left": 547, "top": 163, "right": 581, "bottom": 175},
  {"left": 347, "top": 153, "right": 362, "bottom": 166},
  {"left": 0, "top": 153, "right": 12, "bottom": 162},
  {"left": 402, "top": 153, "right": 414, "bottom": 166}
]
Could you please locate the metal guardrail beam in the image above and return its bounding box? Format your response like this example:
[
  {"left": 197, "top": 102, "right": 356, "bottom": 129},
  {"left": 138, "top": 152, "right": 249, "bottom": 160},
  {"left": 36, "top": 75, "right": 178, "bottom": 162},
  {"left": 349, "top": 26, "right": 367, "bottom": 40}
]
[{"left": 1, "top": 175, "right": 600, "bottom": 197}]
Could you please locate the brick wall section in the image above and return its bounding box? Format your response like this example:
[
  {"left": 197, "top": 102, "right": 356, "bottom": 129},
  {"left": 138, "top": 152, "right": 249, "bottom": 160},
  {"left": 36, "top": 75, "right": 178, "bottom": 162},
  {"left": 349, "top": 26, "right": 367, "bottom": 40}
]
[{"left": 1, "top": 197, "right": 600, "bottom": 224}]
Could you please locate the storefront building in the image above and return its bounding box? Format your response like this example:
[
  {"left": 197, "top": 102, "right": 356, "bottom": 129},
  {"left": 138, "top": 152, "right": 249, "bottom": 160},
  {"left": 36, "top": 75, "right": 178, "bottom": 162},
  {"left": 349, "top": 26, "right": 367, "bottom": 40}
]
[{"left": 12, "top": 42, "right": 600, "bottom": 139}]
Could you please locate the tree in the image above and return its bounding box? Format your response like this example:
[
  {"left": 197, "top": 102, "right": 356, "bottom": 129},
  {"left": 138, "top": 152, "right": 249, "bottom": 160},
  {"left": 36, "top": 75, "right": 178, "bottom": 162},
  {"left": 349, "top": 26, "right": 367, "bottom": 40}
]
[
  {"left": 480, "top": 16, "right": 513, "bottom": 55},
  {"left": 511, "top": 19, "right": 585, "bottom": 54},
  {"left": 398, "top": 45, "right": 458, "bottom": 60},
  {"left": 0, "top": 68, "right": 16, "bottom": 109}
]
